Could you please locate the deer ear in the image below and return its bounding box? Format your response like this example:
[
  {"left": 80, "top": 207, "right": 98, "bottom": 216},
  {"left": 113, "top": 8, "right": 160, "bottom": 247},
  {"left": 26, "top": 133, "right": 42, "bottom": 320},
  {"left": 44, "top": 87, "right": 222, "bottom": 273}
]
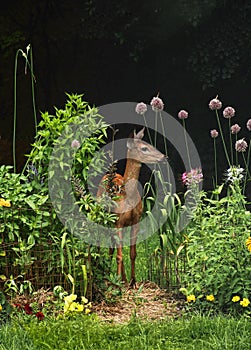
[
  {"left": 134, "top": 127, "right": 145, "bottom": 140},
  {"left": 126, "top": 138, "right": 134, "bottom": 149}
]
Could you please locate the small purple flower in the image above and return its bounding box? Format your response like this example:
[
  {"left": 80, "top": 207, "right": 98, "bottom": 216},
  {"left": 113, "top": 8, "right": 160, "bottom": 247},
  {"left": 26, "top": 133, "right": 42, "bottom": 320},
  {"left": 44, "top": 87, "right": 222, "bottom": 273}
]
[
  {"left": 247, "top": 119, "right": 251, "bottom": 131},
  {"left": 182, "top": 168, "right": 203, "bottom": 186},
  {"left": 71, "top": 139, "right": 81, "bottom": 149},
  {"left": 135, "top": 102, "right": 147, "bottom": 115},
  {"left": 178, "top": 109, "right": 188, "bottom": 119},
  {"left": 231, "top": 124, "right": 241, "bottom": 134},
  {"left": 210, "top": 129, "right": 219, "bottom": 138},
  {"left": 209, "top": 97, "right": 222, "bottom": 110},
  {"left": 223, "top": 106, "right": 235, "bottom": 119},
  {"left": 150, "top": 96, "right": 164, "bottom": 112},
  {"left": 235, "top": 138, "right": 248, "bottom": 152}
]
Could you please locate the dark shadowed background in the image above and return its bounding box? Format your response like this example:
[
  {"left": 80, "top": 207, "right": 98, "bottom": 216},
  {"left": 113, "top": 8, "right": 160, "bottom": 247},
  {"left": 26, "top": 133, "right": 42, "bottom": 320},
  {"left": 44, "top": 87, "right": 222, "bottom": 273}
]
[{"left": 0, "top": 0, "right": 251, "bottom": 193}]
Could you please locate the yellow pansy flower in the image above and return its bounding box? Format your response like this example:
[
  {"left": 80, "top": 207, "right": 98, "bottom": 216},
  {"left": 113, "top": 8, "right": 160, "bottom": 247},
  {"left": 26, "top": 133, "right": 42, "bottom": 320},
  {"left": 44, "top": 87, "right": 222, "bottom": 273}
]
[
  {"left": 187, "top": 294, "right": 196, "bottom": 303},
  {"left": 0, "top": 304, "right": 2, "bottom": 312},
  {"left": 240, "top": 298, "right": 250, "bottom": 307},
  {"left": 81, "top": 296, "right": 88, "bottom": 304},
  {"left": 206, "top": 295, "right": 215, "bottom": 302},
  {"left": 246, "top": 237, "right": 251, "bottom": 253},
  {"left": 232, "top": 295, "right": 240, "bottom": 302},
  {"left": 0, "top": 198, "right": 11, "bottom": 207}
]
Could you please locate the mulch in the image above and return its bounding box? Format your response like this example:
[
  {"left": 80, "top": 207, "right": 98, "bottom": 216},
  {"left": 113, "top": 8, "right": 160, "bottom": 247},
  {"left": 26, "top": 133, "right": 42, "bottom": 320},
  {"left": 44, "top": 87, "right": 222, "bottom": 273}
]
[
  {"left": 92, "top": 281, "right": 185, "bottom": 323},
  {"left": 9, "top": 282, "right": 185, "bottom": 323}
]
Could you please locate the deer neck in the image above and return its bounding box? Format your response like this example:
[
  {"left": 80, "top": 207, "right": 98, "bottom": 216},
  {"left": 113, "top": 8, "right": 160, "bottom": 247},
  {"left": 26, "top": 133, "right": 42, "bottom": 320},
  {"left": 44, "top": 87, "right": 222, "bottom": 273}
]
[{"left": 123, "top": 157, "right": 141, "bottom": 198}]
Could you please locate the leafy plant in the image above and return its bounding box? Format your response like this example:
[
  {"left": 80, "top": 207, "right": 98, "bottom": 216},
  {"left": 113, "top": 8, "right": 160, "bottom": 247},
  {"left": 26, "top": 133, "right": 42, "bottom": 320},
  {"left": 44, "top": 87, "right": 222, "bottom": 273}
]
[
  {"left": 0, "top": 291, "right": 12, "bottom": 325},
  {"left": 182, "top": 181, "right": 251, "bottom": 314}
]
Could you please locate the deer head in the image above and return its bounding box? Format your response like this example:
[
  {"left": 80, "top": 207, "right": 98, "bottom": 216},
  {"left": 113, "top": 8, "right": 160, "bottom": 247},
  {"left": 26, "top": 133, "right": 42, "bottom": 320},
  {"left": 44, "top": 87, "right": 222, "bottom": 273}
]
[{"left": 126, "top": 128, "right": 165, "bottom": 164}]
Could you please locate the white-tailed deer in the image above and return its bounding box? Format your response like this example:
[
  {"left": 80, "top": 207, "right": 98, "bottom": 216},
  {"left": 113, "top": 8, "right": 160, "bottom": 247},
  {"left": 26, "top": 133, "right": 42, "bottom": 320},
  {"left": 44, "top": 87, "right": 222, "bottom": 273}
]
[{"left": 97, "top": 128, "right": 166, "bottom": 287}]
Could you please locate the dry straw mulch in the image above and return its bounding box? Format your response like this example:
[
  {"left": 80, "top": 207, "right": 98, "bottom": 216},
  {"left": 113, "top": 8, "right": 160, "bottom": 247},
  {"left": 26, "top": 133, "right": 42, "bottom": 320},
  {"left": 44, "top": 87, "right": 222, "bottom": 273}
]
[{"left": 93, "top": 281, "right": 185, "bottom": 323}]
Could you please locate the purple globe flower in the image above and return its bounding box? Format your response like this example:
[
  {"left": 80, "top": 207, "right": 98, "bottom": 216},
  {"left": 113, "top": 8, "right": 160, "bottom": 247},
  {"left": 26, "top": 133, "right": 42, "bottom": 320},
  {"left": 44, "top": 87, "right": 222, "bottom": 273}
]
[
  {"left": 210, "top": 129, "right": 219, "bottom": 138},
  {"left": 135, "top": 102, "right": 147, "bottom": 115},
  {"left": 150, "top": 96, "right": 164, "bottom": 112},
  {"left": 247, "top": 119, "right": 251, "bottom": 131},
  {"left": 178, "top": 109, "right": 188, "bottom": 119},
  {"left": 209, "top": 98, "right": 222, "bottom": 110},
  {"left": 231, "top": 124, "right": 241, "bottom": 134},
  {"left": 71, "top": 139, "right": 81, "bottom": 149},
  {"left": 235, "top": 138, "right": 248, "bottom": 152},
  {"left": 223, "top": 106, "right": 235, "bottom": 119}
]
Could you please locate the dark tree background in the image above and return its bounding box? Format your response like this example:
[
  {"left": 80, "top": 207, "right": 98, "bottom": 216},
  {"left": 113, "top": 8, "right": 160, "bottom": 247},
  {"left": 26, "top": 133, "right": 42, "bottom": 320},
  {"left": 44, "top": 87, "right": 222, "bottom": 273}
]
[{"left": 1, "top": 0, "right": 251, "bottom": 190}]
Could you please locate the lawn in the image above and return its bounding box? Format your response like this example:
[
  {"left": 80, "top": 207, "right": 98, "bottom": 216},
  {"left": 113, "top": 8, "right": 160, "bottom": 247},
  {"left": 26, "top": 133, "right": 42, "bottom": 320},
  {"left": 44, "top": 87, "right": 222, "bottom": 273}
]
[{"left": 1, "top": 314, "right": 251, "bottom": 350}]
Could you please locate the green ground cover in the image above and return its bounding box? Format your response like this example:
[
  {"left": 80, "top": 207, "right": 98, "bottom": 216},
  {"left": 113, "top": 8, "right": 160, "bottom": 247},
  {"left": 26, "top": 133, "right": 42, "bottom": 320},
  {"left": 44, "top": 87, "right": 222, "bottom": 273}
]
[{"left": 1, "top": 314, "right": 251, "bottom": 350}]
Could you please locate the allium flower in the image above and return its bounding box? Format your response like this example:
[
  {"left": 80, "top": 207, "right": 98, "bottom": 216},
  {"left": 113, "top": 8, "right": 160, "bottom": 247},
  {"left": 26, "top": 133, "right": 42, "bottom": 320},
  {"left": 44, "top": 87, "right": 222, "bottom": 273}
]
[
  {"left": 231, "top": 124, "right": 241, "bottom": 134},
  {"left": 206, "top": 295, "right": 215, "bottom": 302},
  {"left": 223, "top": 106, "right": 235, "bottom": 119},
  {"left": 135, "top": 102, "right": 147, "bottom": 115},
  {"left": 71, "top": 139, "right": 81, "bottom": 149},
  {"left": 187, "top": 294, "right": 196, "bottom": 303},
  {"left": 35, "top": 312, "right": 45, "bottom": 321},
  {"left": 240, "top": 298, "right": 250, "bottom": 307},
  {"left": 246, "top": 237, "right": 251, "bottom": 253},
  {"left": 247, "top": 119, "right": 251, "bottom": 131},
  {"left": 178, "top": 109, "right": 188, "bottom": 119},
  {"left": 232, "top": 295, "right": 240, "bottom": 302},
  {"left": 150, "top": 96, "right": 164, "bottom": 112},
  {"left": 209, "top": 97, "right": 222, "bottom": 110},
  {"left": 235, "top": 138, "right": 248, "bottom": 152},
  {"left": 182, "top": 168, "right": 203, "bottom": 186},
  {"left": 210, "top": 129, "right": 219, "bottom": 138},
  {"left": 226, "top": 166, "right": 244, "bottom": 183}
]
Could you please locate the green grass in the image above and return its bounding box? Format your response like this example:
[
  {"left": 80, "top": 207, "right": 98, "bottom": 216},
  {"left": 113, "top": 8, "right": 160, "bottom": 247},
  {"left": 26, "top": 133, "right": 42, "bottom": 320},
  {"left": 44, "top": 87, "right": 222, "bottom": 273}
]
[{"left": 1, "top": 315, "right": 251, "bottom": 350}]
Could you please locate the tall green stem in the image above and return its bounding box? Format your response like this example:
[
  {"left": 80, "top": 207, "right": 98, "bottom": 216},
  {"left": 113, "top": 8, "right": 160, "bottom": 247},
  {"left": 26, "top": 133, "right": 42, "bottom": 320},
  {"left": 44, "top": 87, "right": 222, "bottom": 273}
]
[
  {"left": 213, "top": 138, "right": 218, "bottom": 187},
  {"left": 243, "top": 149, "right": 251, "bottom": 179},
  {"left": 160, "top": 113, "right": 171, "bottom": 189},
  {"left": 235, "top": 134, "right": 238, "bottom": 165},
  {"left": 228, "top": 118, "right": 233, "bottom": 165},
  {"left": 215, "top": 110, "right": 231, "bottom": 167},
  {"left": 142, "top": 114, "right": 153, "bottom": 145},
  {"left": 242, "top": 146, "right": 251, "bottom": 195},
  {"left": 182, "top": 119, "right": 191, "bottom": 170},
  {"left": 154, "top": 111, "right": 158, "bottom": 148},
  {"left": 13, "top": 49, "right": 23, "bottom": 173},
  {"left": 30, "top": 46, "right": 37, "bottom": 131}
]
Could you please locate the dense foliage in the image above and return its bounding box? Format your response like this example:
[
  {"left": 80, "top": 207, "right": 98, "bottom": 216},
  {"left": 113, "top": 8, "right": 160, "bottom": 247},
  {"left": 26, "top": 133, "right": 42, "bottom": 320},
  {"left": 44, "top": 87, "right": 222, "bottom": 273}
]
[{"left": 0, "top": 94, "right": 116, "bottom": 299}]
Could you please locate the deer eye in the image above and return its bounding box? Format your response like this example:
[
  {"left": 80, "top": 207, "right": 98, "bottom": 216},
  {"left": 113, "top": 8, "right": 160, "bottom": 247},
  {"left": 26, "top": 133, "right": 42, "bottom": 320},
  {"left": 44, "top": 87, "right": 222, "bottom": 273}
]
[{"left": 141, "top": 146, "right": 148, "bottom": 152}]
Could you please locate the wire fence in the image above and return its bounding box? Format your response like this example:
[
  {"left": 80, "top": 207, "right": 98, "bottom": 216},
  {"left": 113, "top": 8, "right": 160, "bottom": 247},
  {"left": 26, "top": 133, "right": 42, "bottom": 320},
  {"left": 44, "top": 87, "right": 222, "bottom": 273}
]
[
  {"left": 147, "top": 250, "right": 187, "bottom": 291},
  {"left": 0, "top": 206, "right": 187, "bottom": 294}
]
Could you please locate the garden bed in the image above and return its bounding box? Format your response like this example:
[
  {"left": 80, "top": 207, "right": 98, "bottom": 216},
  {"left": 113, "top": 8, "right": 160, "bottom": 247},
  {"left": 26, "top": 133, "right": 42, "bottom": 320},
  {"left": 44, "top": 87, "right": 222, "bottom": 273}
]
[{"left": 92, "top": 281, "right": 184, "bottom": 323}]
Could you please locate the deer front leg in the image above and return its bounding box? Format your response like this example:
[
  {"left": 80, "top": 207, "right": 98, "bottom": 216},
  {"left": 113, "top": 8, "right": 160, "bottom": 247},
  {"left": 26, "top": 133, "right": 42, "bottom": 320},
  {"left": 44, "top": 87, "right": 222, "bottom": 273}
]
[
  {"left": 116, "top": 229, "right": 127, "bottom": 283},
  {"left": 129, "top": 224, "right": 139, "bottom": 287}
]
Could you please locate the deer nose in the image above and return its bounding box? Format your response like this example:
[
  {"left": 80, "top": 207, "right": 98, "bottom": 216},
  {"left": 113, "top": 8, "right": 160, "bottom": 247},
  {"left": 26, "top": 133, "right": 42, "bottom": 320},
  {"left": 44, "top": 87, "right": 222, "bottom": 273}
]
[{"left": 159, "top": 154, "right": 168, "bottom": 162}]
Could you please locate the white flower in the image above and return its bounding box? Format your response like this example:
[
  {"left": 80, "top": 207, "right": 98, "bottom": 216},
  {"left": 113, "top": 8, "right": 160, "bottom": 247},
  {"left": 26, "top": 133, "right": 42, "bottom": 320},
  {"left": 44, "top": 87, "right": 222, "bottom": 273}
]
[{"left": 226, "top": 166, "right": 244, "bottom": 183}]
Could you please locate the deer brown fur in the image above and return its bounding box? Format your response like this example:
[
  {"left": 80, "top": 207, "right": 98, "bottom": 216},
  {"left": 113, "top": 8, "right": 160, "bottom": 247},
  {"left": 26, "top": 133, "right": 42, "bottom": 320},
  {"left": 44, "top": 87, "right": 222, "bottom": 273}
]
[{"left": 97, "top": 128, "right": 165, "bottom": 287}]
